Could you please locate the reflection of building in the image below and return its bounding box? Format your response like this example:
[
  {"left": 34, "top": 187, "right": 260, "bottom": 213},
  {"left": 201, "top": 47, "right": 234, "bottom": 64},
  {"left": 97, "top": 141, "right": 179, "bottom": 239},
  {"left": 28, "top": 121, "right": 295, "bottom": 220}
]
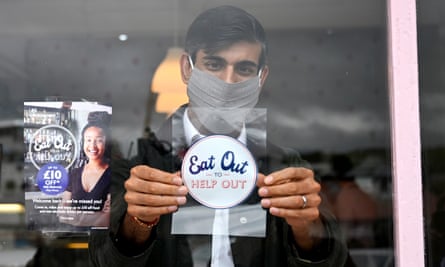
[
  {"left": 309, "top": 151, "right": 393, "bottom": 252},
  {"left": 0, "top": 119, "right": 29, "bottom": 262},
  {"left": 0, "top": 143, "right": 2, "bottom": 188},
  {"left": 0, "top": 119, "right": 24, "bottom": 203}
]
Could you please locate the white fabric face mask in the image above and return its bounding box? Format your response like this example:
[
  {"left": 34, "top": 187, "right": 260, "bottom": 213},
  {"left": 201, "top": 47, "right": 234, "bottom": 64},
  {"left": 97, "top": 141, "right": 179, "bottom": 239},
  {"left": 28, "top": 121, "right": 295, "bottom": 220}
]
[{"left": 187, "top": 56, "right": 262, "bottom": 134}]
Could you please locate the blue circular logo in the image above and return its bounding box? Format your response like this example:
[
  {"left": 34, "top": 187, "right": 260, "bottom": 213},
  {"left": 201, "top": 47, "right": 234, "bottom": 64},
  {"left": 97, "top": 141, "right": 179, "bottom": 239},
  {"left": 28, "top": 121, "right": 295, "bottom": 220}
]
[{"left": 36, "top": 163, "right": 69, "bottom": 195}]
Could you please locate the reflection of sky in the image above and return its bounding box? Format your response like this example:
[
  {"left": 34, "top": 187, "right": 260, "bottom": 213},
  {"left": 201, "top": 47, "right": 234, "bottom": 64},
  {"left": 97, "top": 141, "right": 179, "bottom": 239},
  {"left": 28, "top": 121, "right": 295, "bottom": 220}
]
[
  {"left": 275, "top": 107, "right": 385, "bottom": 134},
  {"left": 268, "top": 107, "right": 390, "bottom": 153},
  {"left": 262, "top": 29, "right": 392, "bottom": 152},
  {"left": 268, "top": 106, "right": 389, "bottom": 153}
]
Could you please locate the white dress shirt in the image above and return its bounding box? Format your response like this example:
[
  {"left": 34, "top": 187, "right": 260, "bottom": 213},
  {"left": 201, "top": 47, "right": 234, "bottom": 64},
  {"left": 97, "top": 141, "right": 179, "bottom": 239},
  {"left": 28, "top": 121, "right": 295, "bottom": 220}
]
[{"left": 183, "top": 108, "right": 247, "bottom": 267}]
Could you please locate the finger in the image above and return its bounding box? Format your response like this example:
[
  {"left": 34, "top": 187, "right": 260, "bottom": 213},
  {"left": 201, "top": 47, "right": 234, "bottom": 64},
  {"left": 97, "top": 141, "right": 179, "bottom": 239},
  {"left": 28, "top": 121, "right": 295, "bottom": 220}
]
[
  {"left": 125, "top": 191, "right": 187, "bottom": 207},
  {"left": 260, "top": 194, "right": 321, "bottom": 209},
  {"left": 125, "top": 177, "right": 188, "bottom": 196},
  {"left": 256, "top": 173, "right": 267, "bottom": 187},
  {"left": 264, "top": 167, "right": 314, "bottom": 185},
  {"left": 131, "top": 165, "right": 183, "bottom": 186},
  {"left": 258, "top": 179, "right": 320, "bottom": 197},
  {"left": 268, "top": 206, "right": 320, "bottom": 222}
]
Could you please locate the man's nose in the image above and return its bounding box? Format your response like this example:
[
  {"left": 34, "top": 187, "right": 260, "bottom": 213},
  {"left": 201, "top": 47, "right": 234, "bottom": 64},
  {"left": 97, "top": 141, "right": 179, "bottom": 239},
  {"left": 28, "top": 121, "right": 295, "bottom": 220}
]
[{"left": 220, "top": 68, "right": 238, "bottom": 84}]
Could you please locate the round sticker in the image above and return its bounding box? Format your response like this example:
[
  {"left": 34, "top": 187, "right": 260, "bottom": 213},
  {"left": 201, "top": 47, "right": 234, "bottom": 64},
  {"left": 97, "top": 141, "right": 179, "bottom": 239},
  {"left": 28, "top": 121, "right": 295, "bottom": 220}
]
[
  {"left": 28, "top": 124, "right": 78, "bottom": 170},
  {"left": 36, "top": 162, "right": 69, "bottom": 195},
  {"left": 181, "top": 135, "right": 257, "bottom": 209}
]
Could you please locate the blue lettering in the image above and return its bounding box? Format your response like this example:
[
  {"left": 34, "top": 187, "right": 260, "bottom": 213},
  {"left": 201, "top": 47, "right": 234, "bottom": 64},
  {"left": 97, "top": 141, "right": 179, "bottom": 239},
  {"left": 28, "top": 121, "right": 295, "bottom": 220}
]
[
  {"left": 221, "top": 151, "right": 249, "bottom": 174},
  {"left": 189, "top": 155, "right": 216, "bottom": 175}
]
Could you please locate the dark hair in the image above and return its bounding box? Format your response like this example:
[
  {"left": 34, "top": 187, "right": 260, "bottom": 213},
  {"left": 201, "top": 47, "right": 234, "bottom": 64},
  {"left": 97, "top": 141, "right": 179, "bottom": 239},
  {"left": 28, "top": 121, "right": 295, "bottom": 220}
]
[
  {"left": 79, "top": 111, "right": 112, "bottom": 162},
  {"left": 185, "top": 5, "right": 268, "bottom": 70}
]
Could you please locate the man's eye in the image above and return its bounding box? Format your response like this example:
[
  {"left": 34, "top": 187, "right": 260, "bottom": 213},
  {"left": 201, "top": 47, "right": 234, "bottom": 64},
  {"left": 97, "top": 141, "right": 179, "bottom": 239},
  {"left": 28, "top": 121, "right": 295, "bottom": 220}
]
[
  {"left": 204, "top": 61, "right": 222, "bottom": 71},
  {"left": 237, "top": 66, "right": 256, "bottom": 76}
]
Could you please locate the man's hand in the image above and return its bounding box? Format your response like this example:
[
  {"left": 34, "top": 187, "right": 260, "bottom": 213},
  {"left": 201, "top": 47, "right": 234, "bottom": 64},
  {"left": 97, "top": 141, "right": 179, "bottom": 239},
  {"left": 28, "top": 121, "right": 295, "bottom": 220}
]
[
  {"left": 124, "top": 165, "right": 188, "bottom": 225},
  {"left": 258, "top": 167, "right": 323, "bottom": 250}
]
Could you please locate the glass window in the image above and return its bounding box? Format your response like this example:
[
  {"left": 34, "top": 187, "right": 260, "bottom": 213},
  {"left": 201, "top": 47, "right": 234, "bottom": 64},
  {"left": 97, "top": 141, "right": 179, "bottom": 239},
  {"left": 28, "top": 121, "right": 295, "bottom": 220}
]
[
  {"left": 256, "top": 8, "right": 394, "bottom": 267},
  {"left": 0, "top": 1, "right": 394, "bottom": 267},
  {"left": 417, "top": 0, "right": 445, "bottom": 266}
]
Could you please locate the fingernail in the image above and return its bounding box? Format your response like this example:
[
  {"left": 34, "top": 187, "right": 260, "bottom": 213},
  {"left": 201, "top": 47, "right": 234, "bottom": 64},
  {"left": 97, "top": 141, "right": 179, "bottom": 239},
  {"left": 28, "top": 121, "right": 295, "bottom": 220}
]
[
  {"left": 258, "top": 187, "right": 268, "bottom": 196},
  {"left": 168, "top": 206, "right": 178, "bottom": 212},
  {"left": 265, "top": 176, "right": 273, "bottom": 184},
  {"left": 269, "top": 207, "right": 279, "bottom": 215},
  {"left": 177, "top": 196, "right": 187, "bottom": 205},
  {"left": 177, "top": 186, "right": 188, "bottom": 195},
  {"left": 173, "top": 177, "right": 183, "bottom": 185},
  {"left": 261, "top": 199, "right": 270, "bottom": 207}
]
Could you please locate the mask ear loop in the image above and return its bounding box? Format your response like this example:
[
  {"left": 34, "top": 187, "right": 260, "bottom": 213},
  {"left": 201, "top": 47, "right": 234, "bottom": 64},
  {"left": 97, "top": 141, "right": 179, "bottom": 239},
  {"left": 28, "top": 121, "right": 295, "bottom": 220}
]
[
  {"left": 258, "top": 68, "right": 263, "bottom": 87},
  {"left": 188, "top": 56, "right": 195, "bottom": 70}
]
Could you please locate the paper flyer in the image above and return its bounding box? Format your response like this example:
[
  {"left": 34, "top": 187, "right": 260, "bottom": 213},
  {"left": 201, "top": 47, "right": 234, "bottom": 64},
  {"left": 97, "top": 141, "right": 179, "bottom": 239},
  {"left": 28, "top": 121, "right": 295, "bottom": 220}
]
[
  {"left": 171, "top": 108, "right": 268, "bottom": 237},
  {"left": 24, "top": 101, "right": 112, "bottom": 232}
]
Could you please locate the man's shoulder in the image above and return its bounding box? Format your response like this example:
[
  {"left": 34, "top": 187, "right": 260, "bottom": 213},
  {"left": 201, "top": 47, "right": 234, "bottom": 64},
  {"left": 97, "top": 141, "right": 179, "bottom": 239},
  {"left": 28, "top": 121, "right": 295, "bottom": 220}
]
[{"left": 156, "top": 104, "right": 188, "bottom": 139}]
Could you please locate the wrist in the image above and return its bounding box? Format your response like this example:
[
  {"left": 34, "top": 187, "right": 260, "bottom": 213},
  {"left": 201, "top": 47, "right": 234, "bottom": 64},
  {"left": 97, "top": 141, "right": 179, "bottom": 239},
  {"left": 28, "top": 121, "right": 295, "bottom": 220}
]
[
  {"left": 291, "top": 219, "right": 324, "bottom": 250},
  {"left": 113, "top": 213, "right": 158, "bottom": 255},
  {"left": 132, "top": 216, "right": 160, "bottom": 230},
  {"left": 121, "top": 213, "right": 158, "bottom": 242}
]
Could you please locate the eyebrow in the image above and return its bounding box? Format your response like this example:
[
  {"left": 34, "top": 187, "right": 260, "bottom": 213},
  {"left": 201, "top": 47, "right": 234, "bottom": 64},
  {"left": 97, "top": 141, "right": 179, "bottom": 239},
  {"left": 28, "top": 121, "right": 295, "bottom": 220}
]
[
  {"left": 202, "top": 55, "right": 259, "bottom": 68},
  {"left": 202, "top": 55, "right": 225, "bottom": 63}
]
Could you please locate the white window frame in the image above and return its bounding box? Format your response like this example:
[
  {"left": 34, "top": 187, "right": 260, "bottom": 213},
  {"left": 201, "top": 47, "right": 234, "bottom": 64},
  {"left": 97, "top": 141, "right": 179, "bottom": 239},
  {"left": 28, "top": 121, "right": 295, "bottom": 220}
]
[{"left": 387, "top": 0, "right": 425, "bottom": 266}]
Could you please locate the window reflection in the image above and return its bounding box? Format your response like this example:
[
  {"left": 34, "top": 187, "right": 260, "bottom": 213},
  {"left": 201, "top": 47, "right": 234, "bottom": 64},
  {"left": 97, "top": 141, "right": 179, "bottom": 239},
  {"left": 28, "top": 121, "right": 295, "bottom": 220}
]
[
  {"left": 0, "top": 1, "right": 395, "bottom": 267},
  {"left": 417, "top": 0, "right": 445, "bottom": 266},
  {"left": 260, "top": 26, "right": 393, "bottom": 266}
]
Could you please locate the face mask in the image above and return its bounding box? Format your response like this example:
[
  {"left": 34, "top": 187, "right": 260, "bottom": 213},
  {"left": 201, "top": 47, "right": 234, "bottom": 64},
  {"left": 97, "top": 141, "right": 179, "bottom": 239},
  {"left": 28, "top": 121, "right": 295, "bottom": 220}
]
[{"left": 187, "top": 57, "right": 262, "bottom": 134}]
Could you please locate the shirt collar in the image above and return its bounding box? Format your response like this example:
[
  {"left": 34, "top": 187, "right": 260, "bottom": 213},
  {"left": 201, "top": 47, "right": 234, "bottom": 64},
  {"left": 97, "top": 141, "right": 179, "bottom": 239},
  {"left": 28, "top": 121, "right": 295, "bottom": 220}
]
[{"left": 183, "top": 107, "right": 247, "bottom": 146}]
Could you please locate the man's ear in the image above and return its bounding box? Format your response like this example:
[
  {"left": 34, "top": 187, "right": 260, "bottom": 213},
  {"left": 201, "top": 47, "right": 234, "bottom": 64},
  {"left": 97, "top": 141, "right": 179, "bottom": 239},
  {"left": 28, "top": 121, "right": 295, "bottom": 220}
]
[
  {"left": 259, "top": 65, "right": 269, "bottom": 88},
  {"left": 180, "top": 54, "right": 193, "bottom": 84}
]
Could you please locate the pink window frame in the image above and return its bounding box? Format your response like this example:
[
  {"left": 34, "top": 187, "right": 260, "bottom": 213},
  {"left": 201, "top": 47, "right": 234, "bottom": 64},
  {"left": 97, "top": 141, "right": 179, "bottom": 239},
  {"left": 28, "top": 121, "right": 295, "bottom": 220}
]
[{"left": 387, "top": 0, "right": 425, "bottom": 266}]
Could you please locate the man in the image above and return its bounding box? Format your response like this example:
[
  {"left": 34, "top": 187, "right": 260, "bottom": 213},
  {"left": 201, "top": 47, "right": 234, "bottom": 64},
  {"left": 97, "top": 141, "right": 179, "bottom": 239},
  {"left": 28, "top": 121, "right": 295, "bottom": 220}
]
[{"left": 89, "top": 5, "right": 348, "bottom": 267}]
